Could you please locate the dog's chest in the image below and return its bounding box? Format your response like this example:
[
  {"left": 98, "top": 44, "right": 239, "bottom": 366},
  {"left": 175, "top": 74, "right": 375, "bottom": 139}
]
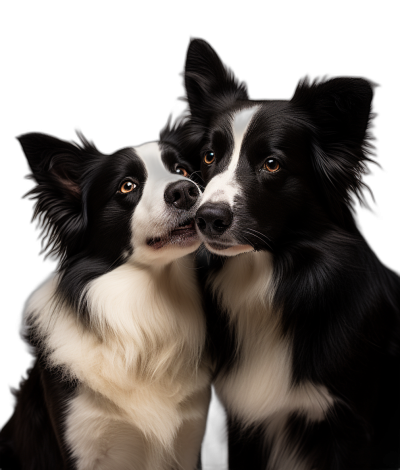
[
  {"left": 210, "top": 252, "right": 332, "bottom": 426},
  {"left": 27, "top": 258, "right": 210, "bottom": 445}
]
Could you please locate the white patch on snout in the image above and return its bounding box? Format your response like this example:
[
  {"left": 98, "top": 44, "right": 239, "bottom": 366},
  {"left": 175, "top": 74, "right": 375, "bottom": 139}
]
[
  {"left": 130, "top": 142, "right": 201, "bottom": 265},
  {"left": 201, "top": 106, "right": 259, "bottom": 207},
  {"left": 198, "top": 107, "right": 259, "bottom": 256}
]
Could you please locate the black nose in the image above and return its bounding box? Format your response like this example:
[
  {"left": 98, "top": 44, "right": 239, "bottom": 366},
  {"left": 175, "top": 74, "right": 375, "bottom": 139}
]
[
  {"left": 196, "top": 203, "right": 233, "bottom": 236},
  {"left": 164, "top": 180, "right": 199, "bottom": 210}
]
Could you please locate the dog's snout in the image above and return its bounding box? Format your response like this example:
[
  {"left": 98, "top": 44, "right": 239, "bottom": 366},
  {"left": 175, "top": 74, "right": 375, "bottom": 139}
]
[
  {"left": 196, "top": 203, "right": 233, "bottom": 236},
  {"left": 164, "top": 180, "right": 199, "bottom": 210}
]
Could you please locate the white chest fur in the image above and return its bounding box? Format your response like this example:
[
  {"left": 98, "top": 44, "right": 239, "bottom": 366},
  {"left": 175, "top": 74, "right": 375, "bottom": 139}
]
[
  {"left": 26, "top": 256, "right": 210, "bottom": 450},
  {"left": 210, "top": 252, "right": 333, "bottom": 427}
]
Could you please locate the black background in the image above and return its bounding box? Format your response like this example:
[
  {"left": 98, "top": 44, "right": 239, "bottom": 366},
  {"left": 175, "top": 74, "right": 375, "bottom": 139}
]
[{"left": 0, "top": 8, "right": 400, "bottom": 444}]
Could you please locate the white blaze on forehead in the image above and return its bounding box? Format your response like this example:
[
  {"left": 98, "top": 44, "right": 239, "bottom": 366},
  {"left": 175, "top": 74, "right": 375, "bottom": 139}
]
[
  {"left": 201, "top": 106, "right": 260, "bottom": 207},
  {"left": 133, "top": 141, "right": 182, "bottom": 214},
  {"left": 135, "top": 141, "right": 176, "bottom": 185},
  {"left": 132, "top": 142, "right": 178, "bottom": 246},
  {"left": 130, "top": 141, "right": 201, "bottom": 265}
]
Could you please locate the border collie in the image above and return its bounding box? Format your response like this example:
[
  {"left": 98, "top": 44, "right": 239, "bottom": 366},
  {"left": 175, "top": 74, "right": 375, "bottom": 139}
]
[
  {"left": 0, "top": 123, "right": 211, "bottom": 469},
  {"left": 183, "top": 39, "right": 400, "bottom": 469}
]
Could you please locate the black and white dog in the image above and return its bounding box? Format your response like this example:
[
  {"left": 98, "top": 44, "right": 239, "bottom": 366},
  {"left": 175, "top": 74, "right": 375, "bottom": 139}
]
[
  {"left": 0, "top": 124, "right": 211, "bottom": 469},
  {"left": 184, "top": 39, "right": 400, "bottom": 469}
]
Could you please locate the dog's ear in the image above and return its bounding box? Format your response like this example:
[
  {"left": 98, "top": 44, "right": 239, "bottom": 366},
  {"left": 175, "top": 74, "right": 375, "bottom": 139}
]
[
  {"left": 291, "top": 77, "right": 375, "bottom": 219},
  {"left": 20, "top": 133, "right": 86, "bottom": 198},
  {"left": 184, "top": 38, "right": 248, "bottom": 125},
  {"left": 18, "top": 132, "right": 100, "bottom": 260}
]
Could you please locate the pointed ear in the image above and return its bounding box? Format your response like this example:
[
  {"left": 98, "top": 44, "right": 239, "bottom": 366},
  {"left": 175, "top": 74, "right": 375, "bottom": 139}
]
[
  {"left": 184, "top": 39, "right": 248, "bottom": 124},
  {"left": 18, "top": 133, "right": 99, "bottom": 260},
  {"left": 291, "top": 77, "right": 375, "bottom": 217},
  {"left": 19, "top": 133, "right": 87, "bottom": 199},
  {"left": 292, "top": 77, "right": 373, "bottom": 145}
]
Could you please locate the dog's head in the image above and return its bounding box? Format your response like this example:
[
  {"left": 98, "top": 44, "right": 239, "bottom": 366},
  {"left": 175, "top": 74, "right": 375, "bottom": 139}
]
[
  {"left": 19, "top": 123, "right": 202, "bottom": 270},
  {"left": 184, "top": 39, "right": 374, "bottom": 256}
]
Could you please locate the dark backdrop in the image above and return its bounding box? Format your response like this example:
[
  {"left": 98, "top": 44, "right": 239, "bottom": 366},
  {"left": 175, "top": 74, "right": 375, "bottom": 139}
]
[{"left": 0, "top": 8, "right": 400, "bottom": 440}]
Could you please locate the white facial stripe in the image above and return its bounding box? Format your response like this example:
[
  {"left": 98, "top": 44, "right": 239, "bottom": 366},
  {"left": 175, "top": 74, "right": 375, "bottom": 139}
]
[
  {"left": 201, "top": 106, "right": 260, "bottom": 207},
  {"left": 132, "top": 142, "right": 179, "bottom": 246},
  {"left": 130, "top": 141, "right": 201, "bottom": 265},
  {"left": 133, "top": 141, "right": 181, "bottom": 219}
]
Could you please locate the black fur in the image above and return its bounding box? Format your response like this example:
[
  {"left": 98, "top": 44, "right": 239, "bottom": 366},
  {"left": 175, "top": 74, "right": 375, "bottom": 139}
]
[
  {"left": 184, "top": 39, "right": 400, "bottom": 469},
  {"left": 19, "top": 133, "right": 147, "bottom": 321},
  {"left": 0, "top": 126, "right": 202, "bottom": 469},
  {"left": 0, "top": 134, "right": 147, "bottom": 469},
  {"left": 0, "top": 357, "right": 76, "bottom": 470}
]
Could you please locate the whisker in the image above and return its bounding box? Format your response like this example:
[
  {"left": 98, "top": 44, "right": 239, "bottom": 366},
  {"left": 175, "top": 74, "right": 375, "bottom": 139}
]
[
  {"left": 243, "top": 230, "right": 265, "bottom": 244},
  {"left": 243, "top": 230, "right": 272, "bottom": 250},
  {"left": 241, "top": 235, "right": 255, "bottom": 250},
  {"left": 190, "top": 170, "right": 204, "bottom": 180},
  {"left": 246, "top": 228, "right": 272, "bottom": 243}
]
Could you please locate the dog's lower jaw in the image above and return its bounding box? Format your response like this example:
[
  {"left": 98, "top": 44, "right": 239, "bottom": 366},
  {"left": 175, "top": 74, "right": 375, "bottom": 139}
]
[
  {"left": 132, "top": 239, "right": 202, "bottom": 266},
  {"left": 203, "top": 240, "right": 254, "bottom": 257}
]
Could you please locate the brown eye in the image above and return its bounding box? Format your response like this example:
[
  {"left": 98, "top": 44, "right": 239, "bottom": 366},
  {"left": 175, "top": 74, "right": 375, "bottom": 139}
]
[
  {"left": 120, "top": 180, "right": 136, "bottom": 193},
  {"left": 204, "top": 151, "right": 215, "bottom": 165},
  {"left": 263, "top": 158, "right": 280, "bottom": 173},
  {"left": 176, "top": 166, "right": 189, "bottom": 177}
]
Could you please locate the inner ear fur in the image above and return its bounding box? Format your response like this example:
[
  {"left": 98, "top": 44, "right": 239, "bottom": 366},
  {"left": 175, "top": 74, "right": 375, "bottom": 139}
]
[
  {"left": 48, "top": 153, "right": 82, "bottom": 199},
  {"left": 18, "top": 132, "right": 100, "bottom": 260},
  {"left": 18, "top": 133, "right": 88, "bottom": 199}
]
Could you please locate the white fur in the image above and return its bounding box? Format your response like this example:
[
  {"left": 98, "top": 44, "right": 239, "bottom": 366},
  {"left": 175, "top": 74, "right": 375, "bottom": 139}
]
[
  {"left": 26, "top": 257, "right": 211, "bottom": 468},
  {"left": 198, "top": 108, "right": 333, "bottom": 464},
  {"left": 210, "top": 252, "right": 334, "bottom": 456},
  {"left": 131, "top": 142, "right": 201, "bottom": 265},
  {"left": 199, "top": 107, "right": 259, "bottom": 256},
  {"left": 201, "top": 106, "right": 259, "bottom": 207},
  {"left": 25, "top": 142, "right": 209, "bottom": 470}
]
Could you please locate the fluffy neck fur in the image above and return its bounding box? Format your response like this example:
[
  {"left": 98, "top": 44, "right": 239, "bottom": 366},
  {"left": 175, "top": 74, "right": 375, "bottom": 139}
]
[
  {"left": 209, "top": 251, "right": 333, "bottom": 426},
  {"left": 25, "top": 255, "right": 208, "bottom": 447}
]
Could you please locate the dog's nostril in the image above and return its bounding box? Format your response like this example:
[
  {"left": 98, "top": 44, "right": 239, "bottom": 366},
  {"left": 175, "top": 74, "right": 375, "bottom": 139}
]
[
  {"left": 214, "top": 219, "right": 229, "bottom": 230},
  {"left": 196, "top": 217, "right": 206, "bottom": 230},
  {"left": 172, "top": 190, "right": 181, "bottom": 202}
]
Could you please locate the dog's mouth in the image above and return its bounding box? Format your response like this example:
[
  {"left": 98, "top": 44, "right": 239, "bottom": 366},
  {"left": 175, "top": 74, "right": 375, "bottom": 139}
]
[
  {"left": 198, "top": 235, "right": 254, "bottom": 256},
  {"left": 205, "top": 240, "right": 254, "bottom": 254},
  {"left": 146, "top": 219, "right": 198, "bottom": 250}
]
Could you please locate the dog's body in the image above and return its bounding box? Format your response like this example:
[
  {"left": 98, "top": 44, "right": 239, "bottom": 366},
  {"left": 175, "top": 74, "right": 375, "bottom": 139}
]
[
  {"left": 0, "top": 128, "right": 211, "bottom": 469},
  {"left": 185, "top": 39, "right": 400, "bottom": 469}
]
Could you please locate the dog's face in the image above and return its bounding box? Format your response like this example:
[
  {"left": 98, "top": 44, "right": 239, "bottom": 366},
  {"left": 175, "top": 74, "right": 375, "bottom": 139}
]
[
  {"left": 184, "top": 39, "right": 373, "bottom": 256},
  {"left": 195, "top": 103, "right": 315, "bottom": 256},
  {"left": 19, "top": 129, "right": 202, "bottom": 269}
]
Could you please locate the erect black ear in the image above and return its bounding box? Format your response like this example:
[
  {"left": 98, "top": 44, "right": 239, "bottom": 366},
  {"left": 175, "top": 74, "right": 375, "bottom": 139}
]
[
  {"left": 18, "top": 132, "right": 100, "bottom": 260},
  {"left": 19, "top": 133, "right": 87, "bottom": 198},
  {"left": 184, "top": 39, "right": 248, "bottom": 124},
  {"left": 291, "top": 77, "right": 375, "bottom": 218}
]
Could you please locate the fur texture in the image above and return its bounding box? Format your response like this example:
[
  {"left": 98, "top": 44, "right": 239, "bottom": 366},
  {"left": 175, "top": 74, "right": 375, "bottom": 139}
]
[
  {"left": 184, "top": 39, "right": 400, "bottom": 469},
  {"left": 0, "top": 124, "right": 211, "bottom": 469}
]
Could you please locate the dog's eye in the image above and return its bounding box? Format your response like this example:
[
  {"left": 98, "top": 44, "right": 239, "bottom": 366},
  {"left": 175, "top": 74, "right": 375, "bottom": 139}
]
[
  {"left": 120, "top": 180, "right": 137, "bottom": 193},
  {"left": 263, "top": 158, "right": 280, "bottom": 173},
  {"left": 175, "top": 166, "right": 189, "bottom": 177},
  {"left": 204, "top": 151, "right": 215, "bottom": 165}
]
